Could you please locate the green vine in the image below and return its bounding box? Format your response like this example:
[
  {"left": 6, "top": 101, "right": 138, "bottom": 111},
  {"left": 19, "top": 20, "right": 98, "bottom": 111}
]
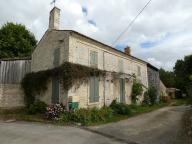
[
  {"left": 21, "top": 62, "right": 106, "bottom": 107},
  {"left": 131, "top": 78, "right": 143, "bottom": 104}
]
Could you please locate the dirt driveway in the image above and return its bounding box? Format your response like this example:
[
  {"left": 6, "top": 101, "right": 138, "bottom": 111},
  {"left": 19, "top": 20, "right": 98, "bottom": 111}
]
[{"left": 89, "top": 105, "right": 192, "bottom": 144}]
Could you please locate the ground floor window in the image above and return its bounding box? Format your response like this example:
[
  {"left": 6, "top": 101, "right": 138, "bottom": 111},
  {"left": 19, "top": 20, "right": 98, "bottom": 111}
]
[
  {"left": 89, "top": 76, "right": 99, "bottom": 103},
  {"left": 52, "top": 76, "right": 60, "bottom": 104},
  {"left": 119, "top": 78, "right": 125, "bottom": 103}
]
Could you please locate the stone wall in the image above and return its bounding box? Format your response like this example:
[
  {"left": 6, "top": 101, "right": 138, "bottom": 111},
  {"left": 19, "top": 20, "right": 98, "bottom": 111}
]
[
  {"left": 31, "top": 30, "right": 69, "bottom": 72},
  {"left": 160, "top": 80, "right": 167, "bottom": 97},
  {"left": 147, "top": 65, "right": 160, "bottom": 101},
  {"left": 0, "top": 84, "right": 24, "bottom": 108}
]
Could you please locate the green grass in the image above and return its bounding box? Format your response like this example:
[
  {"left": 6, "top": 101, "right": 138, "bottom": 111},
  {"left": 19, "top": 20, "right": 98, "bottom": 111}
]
[
  {"left": 89, "top": 103, "right": 168, "bottom": 126},
  {"left": 0, "top": 108, "right": 50, "bottom": 123},
  {"left": 171, "top": 98, "right": 192, "bottom": 106}
]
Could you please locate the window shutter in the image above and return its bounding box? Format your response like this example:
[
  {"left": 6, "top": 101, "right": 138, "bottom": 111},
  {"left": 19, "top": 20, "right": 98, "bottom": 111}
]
[
  {"left": 94, "top": 76, "right": 99, "bottom": 102},
  {"left": 90, "top": 51, "right": 94, "bottom": 66},
  {"left": 90, "top": 51, "right": 98, "bottom": 68},
  {"left": 53, "top": 48, "right": 60, "bottom": 67},
  {"left": 94, "top": 52, "right": 98, "bottom": 66},
  {"left": 89, "top": 76, "right": 99, "bottom": 103},
  {"left": 89, "top": 77, "right": 95, "bottom": 102}
]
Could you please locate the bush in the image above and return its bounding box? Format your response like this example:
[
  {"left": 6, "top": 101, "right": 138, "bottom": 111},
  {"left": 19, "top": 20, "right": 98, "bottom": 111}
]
[
  {"left": 110, "top": 100, "right": 131, "bottom": 115},
  {"left": 148, "top": 86, "right": 157, "bottom": 105},
  {"left": 45, "top": 103, "right": 66, "bottom": 120},
  {"left": 57, "top": 107, "right": 114, "bottom": 125},
  {"left": 143, "top": 87, "right": 158, "bottom": 105},
  {"left": 27, "top": 100, "right": 47, "bottom": 114},
  {"left": 132, "top": 79, "right": 143, "bottom": 103},
  {"left": 143, "top": 91, "right": 150, "bottom": 105}
]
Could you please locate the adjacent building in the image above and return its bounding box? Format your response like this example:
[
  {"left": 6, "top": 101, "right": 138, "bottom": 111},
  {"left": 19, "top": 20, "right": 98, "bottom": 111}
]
[{"left": 147, "top": 63, "right": 160, "bottom": 102}]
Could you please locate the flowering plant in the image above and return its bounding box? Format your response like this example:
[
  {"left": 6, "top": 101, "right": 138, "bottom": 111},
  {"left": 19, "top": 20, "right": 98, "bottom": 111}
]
[{"left": 45, "top": 103, "right": 66, "bottom": 120}]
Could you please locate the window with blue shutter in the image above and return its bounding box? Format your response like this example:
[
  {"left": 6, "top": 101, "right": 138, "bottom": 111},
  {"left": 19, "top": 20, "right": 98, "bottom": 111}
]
[
  {"left": 52, "top": 48, "right": 60, "bottom": 104},
  {"left": 119, "top": 79, "right": 125, "bottom": 103},
  {"left": 89, "top": 76, "right": 99, "bottom": 103},
  {"left": 118, "top": 59, "right": 123, "bottom": 72},
  {"left": 90, "top": 51, "right": 98, "bottom": 68},
  {"left": 137, "top": 66, "right": 141, "bottom": 76},
  {"left": 53, "top": 48, "right": 60, "bottom": 67}
]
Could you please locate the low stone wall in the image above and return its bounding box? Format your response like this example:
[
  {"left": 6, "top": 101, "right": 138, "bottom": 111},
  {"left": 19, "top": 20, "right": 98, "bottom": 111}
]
[{"left": 0, "top": 84, "right": 24, "bottom": 108}]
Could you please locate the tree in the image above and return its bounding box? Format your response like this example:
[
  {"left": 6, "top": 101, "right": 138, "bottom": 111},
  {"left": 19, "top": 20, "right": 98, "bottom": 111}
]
[
  {"left": 159, "top": 68, "right": 175, "bottom": 87},
  {"left": 174, "top": 54, "right": 192, "bottom": 97},
  {"left": 0, "top": 22, "right": 37, "bottom": 58}
]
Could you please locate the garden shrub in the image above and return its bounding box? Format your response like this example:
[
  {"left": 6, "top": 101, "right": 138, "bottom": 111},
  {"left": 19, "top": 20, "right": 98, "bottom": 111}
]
[
  {"left": 58, "top": 111, "right": 72, "bottom": 123},
  {"left": 110, "top": 100, "right": 131, "bottom": 115},
  {"left": 132, "top": 79, "right": 143, "bottom": 103},
  {"left": 143, "top": 91, "right": 150, "bottom": 105},
  {"left": 27, "top": 100, "right": 47, "bottom": 114},
  {"left": 57, "top": 107, "right": 114, "bottom": 125},
  {"left": 45, "top": 103, "right": 65, "bottom": 120},
  {"left": 71, "top": 108, "right": 92, "bottom": 125},
  {"left": 143, "top": 86, "right": 158, "bottom": 105}
]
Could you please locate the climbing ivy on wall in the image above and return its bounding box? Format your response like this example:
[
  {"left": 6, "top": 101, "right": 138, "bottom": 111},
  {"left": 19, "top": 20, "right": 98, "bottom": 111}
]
[{"left": 21, "top": 62, "right": 106, "bottom": 107}]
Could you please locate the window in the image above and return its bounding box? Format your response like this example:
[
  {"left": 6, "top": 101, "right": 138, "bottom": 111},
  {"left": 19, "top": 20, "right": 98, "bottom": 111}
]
[
  {"left": 90, "top": 51, "right": 98, "bottom": 68},
  {"left": 89, "top": 76, "right": 99, "bottom": 103},
  {"left": 118, "top": 59, "right": 123, "bottom": 72},
  {"left": 137, "top": 66, "right": 141, "bottom": 76},
  {"left": 53, "top": 48, "right": 60, "bottom": 67}
]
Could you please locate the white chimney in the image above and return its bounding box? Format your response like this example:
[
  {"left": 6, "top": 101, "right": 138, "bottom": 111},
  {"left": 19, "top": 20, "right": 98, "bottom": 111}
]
[{"left": 49, "top": 7, "right": 60, "bottom": 30}]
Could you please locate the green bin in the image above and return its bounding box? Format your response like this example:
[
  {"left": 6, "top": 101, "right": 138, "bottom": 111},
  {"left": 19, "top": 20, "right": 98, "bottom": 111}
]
[{"left": 68, "top": 102, "right": 79, "bottom": 110}]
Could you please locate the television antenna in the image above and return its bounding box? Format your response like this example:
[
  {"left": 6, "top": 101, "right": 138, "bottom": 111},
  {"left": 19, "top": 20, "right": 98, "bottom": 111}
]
[{"left": 50, "top": 0, "right": 57, "bottom": 7}]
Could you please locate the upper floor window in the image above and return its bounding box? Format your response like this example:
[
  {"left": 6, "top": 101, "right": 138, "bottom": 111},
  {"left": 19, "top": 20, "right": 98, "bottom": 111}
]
[
  {"left": 137, "top": 66, "right": 141, "bottom": 76},
  {"left": 118, "top": 59, "right": 123, "bottom": 72},
  {"left": 90, "top": 50, "right": 98, "bottom": 68},
  {"left": 53, "top": 48, "right": 60, "bottom": 67}
]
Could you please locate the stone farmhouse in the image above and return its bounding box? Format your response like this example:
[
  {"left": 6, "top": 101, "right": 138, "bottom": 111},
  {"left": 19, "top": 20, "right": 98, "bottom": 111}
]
[{"left": 0, "top": 7, "right": 162, "bottom": 109}]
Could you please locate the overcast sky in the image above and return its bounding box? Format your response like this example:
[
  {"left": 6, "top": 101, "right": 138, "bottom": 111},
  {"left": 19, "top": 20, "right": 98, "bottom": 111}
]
[{"left": 0, "top": 0, "right": 192, "bottom": 70}]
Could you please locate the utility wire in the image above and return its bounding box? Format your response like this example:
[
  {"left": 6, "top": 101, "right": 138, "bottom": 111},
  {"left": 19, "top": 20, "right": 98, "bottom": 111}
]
[{"left": 112, "top": 0, "right": 153, "bottom": 46}]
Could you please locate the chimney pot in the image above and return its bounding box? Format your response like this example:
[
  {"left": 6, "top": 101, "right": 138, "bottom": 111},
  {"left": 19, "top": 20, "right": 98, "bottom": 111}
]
[
  {"left": 49, "top": 7, "right": 60, "bottom": 30},
  {"left": 124, "top": 46, "right": 131, "bottom": 55}
]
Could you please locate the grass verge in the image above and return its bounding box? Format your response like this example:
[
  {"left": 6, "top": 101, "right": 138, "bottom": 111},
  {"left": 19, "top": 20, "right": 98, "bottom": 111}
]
[{"left": 0, "top": 103, "right": 168, "bottom": 126}]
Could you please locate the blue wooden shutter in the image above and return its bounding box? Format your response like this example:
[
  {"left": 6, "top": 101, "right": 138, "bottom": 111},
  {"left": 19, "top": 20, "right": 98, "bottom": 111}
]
[
  {"left": 90, "top": 77, "right": 95, "bottom": 103},
  {"left": 90, "top": 51, "right": 94, "bottom": 67},
  {"left": 52, "top": 76, "right": 60, "bottom": 104},
  {"left": 89, "top": 76, "right": 99, "bottom": 103},
  {"left": 94, "top": 76, "right": 99, "bottom": 102},
  {"left": 120, "top": 79, "right": 125, "bottom": 103},
  {"left": 90, "top": 51, "right": 98, "bottom": 68},
  {"left": 94, "top": 52, "right": 98, "bottom": 67},
  {"left": 53, "top": 48, "right": 60, "bottom": 67}
]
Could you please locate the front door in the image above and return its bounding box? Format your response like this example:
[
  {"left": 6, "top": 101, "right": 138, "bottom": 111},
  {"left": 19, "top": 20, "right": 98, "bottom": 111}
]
[{"left": 120, "top": 79, "right": 125, "bottom": 103}]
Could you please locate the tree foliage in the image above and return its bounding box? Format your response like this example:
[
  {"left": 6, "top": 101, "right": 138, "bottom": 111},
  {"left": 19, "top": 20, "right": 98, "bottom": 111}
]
[
  {"left": 159, "top": 68, "right": 176, "bottom": 87},
  {"left": 0, "top": 22, "right": 37, "bottom": 58},
  {"left": 174, "top": 54, "right": 192, "bottom": 97}
]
